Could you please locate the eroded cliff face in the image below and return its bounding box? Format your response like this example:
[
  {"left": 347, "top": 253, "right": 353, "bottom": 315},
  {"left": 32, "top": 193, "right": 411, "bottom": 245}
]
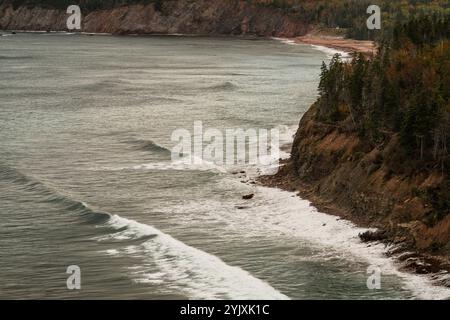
[
  {"left": 263, "top": 104, "right": 450, "bottom": 269},
  {"left": 0, "top": 0, "right": 309, "bottom": 36}
]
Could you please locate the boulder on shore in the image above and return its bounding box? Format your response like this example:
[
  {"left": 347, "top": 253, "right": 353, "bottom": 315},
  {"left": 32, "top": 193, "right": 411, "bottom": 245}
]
[{"left": 242, "top": 194, "right": 254, "bottom": 200}]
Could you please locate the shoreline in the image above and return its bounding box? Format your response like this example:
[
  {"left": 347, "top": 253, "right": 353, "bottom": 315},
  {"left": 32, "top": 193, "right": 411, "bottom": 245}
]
[
  {"left": 294, "top": 34, "right": 377, "bottom": 55},
  {"left": 257, "top": 157, "right": 450, "bottom": 295},
  {"left": 2, "top": 29, "right": 376, "bottom": 57},
  {"left": 259, "top": 37, "right": 449, "bottom": 295},
  {"left": 5, "top": 28, "right": 448, "bottom": 297},
  {"left": 254, "top": 173, "right": 450, "bottom": 299}
]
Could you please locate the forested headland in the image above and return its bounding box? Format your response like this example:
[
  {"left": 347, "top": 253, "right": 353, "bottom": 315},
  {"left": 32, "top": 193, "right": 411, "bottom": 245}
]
[{"left": 267, "top": 4, "right": 450, "bottom": 262}]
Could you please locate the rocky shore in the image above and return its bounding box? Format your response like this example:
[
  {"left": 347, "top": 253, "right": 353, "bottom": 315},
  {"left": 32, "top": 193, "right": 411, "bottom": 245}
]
[
  {"left": 259, "top": 104, "right": 450, "bottom": 290},
  {"left": 3, "top": 0, "right": 448, "bottom": 295}
]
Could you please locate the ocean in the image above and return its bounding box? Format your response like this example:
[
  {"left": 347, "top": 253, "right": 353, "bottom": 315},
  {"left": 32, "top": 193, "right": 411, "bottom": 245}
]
[{"left": 0, "top": 32, "right": 448, "bottom": 299}]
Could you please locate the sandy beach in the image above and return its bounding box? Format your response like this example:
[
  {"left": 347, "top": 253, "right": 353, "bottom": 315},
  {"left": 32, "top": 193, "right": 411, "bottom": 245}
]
[{"left": 295, "top": 34, "right": 377, "bottom": 55}]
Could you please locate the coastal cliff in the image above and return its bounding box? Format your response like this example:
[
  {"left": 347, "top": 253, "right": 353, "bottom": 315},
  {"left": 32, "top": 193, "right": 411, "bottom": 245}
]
[
  {"left": 263, "top": 104, "right": 450, "bottom": 269},
  {"left": 263, "top": 13, "right": 450, "bottom": 278},
  {"left": 293, "top": 112, "right": 448, "bottom": 252},
  {"left": 0, "top": 0, "right": 309, "bottom": 36},
  {"left": 3, "top": 0, "right": 449, "bottom": 286}
]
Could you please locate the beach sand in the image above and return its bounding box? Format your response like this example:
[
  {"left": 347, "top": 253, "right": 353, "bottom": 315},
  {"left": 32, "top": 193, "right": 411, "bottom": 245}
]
[{"left": 295, "top": 34, "right": 377, "bottom": 55}]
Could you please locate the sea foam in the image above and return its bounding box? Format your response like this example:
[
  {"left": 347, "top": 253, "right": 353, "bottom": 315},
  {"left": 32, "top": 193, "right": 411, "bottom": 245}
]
[{"left": 96, "top": 214, "right": 289, "bottom": 300}]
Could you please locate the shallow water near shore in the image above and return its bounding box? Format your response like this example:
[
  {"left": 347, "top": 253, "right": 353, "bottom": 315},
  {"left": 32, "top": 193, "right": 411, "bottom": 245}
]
[{"left": 0, "top": 33, "right": 448, "bottom": 299}]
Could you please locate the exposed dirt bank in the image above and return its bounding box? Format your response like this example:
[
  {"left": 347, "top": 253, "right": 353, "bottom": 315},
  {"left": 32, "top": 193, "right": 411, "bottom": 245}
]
[
  {"left": 0, "top": 0, "right": 309, "bottom": 37},
  {"left": 259, "top": 104, "right": 450, "bottom": 290}
]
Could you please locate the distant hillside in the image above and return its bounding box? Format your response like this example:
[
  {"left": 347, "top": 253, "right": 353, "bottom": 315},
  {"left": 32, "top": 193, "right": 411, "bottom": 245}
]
[
  {"left": 2, "top": 0, "right": 449, "bottom": 39},
  {"left": 254, "top": 0, "right": 450, "bottom": 40},
  {"left": 0, "top": 0, "right": 309, "bottom": 36}
]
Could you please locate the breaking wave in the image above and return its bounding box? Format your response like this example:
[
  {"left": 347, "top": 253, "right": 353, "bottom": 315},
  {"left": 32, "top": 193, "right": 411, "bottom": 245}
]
[{"left": 0, "top": 163, "right": 285, "bottom": 299}]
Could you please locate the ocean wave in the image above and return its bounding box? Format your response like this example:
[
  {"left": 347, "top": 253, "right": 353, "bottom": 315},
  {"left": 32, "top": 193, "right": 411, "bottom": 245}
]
[
  {"left": 215, "top": 177, "right": 450, "bottom": 300},
  {"left": 1, "top": 164, "right": 286, "bottom": 299},
  {"left": 204, "top": 81, "right": 237, "bottom": 91},
  {"left": 80, "top": 79, "right": 126, "bottom": 91},
  {"left": 40, "top": 32, "right": 76, "bottom": 36},
  {"left": 91, "top": 156, "right": 227, "bottom": 173},
  {"left": 229, "top": 124, "right": 296, "bottom": 177},
  {"left": 96, "top": 214, "right": 289, "bottom": 300},
  {"left": 124, "top": 138, "right": 172, "bottom": 155},
  {"left": 121, "top": 124, "right": 294, "bottom": 176},
  {"left": 272, "top": 37, "right": 351, "bottom": 61},
  {"left": 311, "top": 45, "right": 351, "bottom": 61},
  {"left": 80, "top": 32, "right": 112, "bottom": 36},
  {"left": 233, "top": 122, "right": 449, "bottom": 299},
  {"left": 271, "top": 37, "right": 298, "bottom": 46},
  {"left": 0, "top": 164, "right": 110, "bottom": 224},
  {"left": 131, "top": 159, "right": 227, "bottom": 173},
  {"left": 261, "top": 186, "right": 450, "bottom": 300},
  {"left": 0, "top": 55, "right": 33, "bottom": 60}
]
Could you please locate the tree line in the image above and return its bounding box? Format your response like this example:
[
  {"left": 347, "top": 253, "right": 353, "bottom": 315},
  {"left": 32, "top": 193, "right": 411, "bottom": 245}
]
[
  {"left": 316, "top": 13, "right": 449, "bottom": 224},
  {"left": 4, "top": 0, "right": 449, "bottom": 41},
  {"left": 254, "top": 0, "right": 450, "bottom": 40},
  {"left": 317, "top": 13, "right": 449, "bottom": 159}
]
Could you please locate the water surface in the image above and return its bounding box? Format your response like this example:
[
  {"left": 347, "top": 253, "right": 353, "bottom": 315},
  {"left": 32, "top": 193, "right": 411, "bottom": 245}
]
[{"left": 0, "top": 33, "right": 447, "bottom": 299}]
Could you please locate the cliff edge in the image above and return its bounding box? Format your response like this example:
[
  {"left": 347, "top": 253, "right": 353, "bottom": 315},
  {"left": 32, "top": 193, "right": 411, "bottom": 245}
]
[
  {"left": 261, "top": 103, "right": 450, "bottom": 281},
  {"left": 0, "top": 0, "right": 309, "bottom": 37}
]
